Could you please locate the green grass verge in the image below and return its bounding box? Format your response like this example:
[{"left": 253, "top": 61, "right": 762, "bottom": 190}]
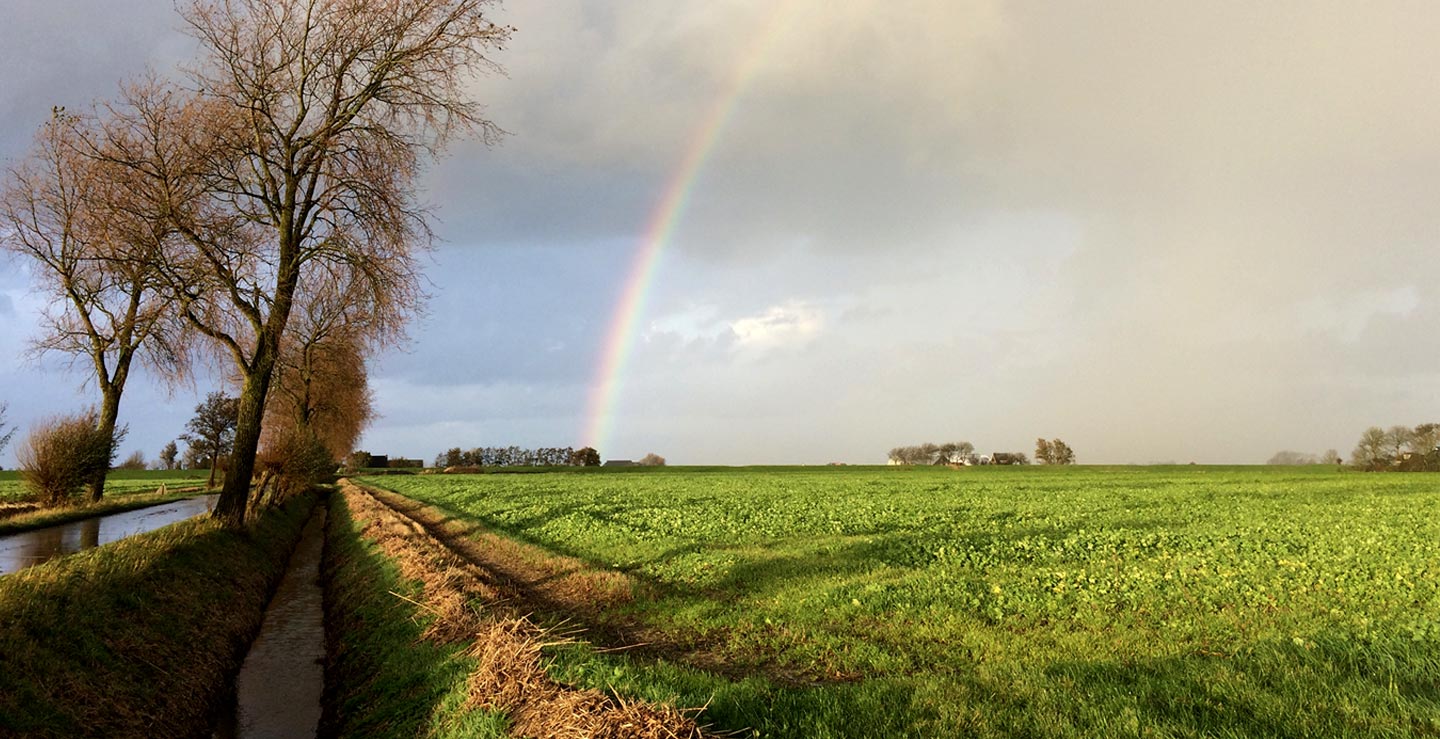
[
  {"left": 0, "top": 493, "right": 316, "bottom": 738},
  {"left": 0, "top": 468, "right": 209, "bottom": 503},
  {"left": 321, "top": 490, "right": 508, "bottom": 738},
  {"left": 362, "top": 465, "right": 1440, "bottom": 738}
]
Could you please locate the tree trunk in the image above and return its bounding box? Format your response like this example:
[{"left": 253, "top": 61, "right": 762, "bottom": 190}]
[
  {"left": 214, "top": 371, "right": 268, "bottom": 527},
  {"left": 213, "top": 329, "right": 284, "bottom": 527},
  {"left": 86, "top": 388, "right": 122, "bottom": 503},
  {"left": 207, "top": 456, "right": 219, "bottom": 489}
]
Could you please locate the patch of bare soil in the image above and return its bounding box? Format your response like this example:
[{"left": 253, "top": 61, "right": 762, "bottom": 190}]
[{"left": 339, "top": 481, "right": 711, "bottom": 738}]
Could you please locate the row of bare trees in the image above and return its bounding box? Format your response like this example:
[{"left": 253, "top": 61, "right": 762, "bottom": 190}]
[
  {"left": 1265, "top": 449, "right": 1342, "bottom": 466},
  {"left": 1351, "top": 423, "right": 1440, "bottom": 471},
  {"left": 0, "top": 0, "right": 510, "bottom": 524},
  {"left": 888, "top": 442, "right": 976, "bottom": 465}
]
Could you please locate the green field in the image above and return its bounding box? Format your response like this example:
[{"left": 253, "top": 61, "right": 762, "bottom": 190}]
[
  {"left": 0, "top": 469, "right": 208, "bottom": 503},
  {"left": 360, "top": 465, "right": 1440, "bottom": 738}
]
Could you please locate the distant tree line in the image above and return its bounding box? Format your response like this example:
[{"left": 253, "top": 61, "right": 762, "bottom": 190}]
[
  {"left": 1265, "top": 449, "right": 1341, "bottom": 466},
  {"left": 888, "top": 442, "right": 975, "bottom": 465},
  {"left": 1350, "top": 423, "right": 1439, "bottom": 471},
  {"left": 888, "top": 438, "right": 1076, "bottom": 466},
  {"left": 433, "top": 446, "right": 602, "bottom": 468}
]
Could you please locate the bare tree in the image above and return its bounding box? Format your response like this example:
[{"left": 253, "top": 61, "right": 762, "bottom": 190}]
[
  {"left": 936, "top": 441, "right": 973, "bottom": 464},
  {"left": 1409, "top": 423, "right": 1440, "bottom": 455},
  {"left": 93, "top": 0, "right": 510, "bottom": 525},
  {"left": 1351, "top": 426, "right": 1390, "bottom": 470},
  {"left": 1385, "top": 426, "right": 1413, "bottom": 461},
  {"left": 1035, "top": 438, "right": 1053, "bottom": 464},
  {"left": 639, "top": 453, "right": 667, "bottom": 467},
  {"left": 117, "top": 450, "right": 147, "bottom": 470},
  {"left": 0, "top": 111, "right": 186, "bottom": 502},
  {"left": 262, "top": 277, "right": 377, "bottom": 462}
]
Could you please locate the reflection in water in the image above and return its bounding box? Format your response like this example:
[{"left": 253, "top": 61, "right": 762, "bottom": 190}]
[
  {"left": 213, "top": 505, "right": 327, "bottom": 739},
  {"left": 0, "top": 495, "right": 220, "bottom": 576}
]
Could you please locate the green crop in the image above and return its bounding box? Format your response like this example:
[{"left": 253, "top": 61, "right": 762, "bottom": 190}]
[{"left": 363, "top": 466, "right": 1440, "bottom": 737}]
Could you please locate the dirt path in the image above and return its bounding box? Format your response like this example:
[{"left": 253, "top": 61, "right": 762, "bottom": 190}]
[
  {"left": 353, "top": 480, "right": 852, "bottom": 687},
  {"left": 338, "top": 480, "right": 712, "bottom": 738}
]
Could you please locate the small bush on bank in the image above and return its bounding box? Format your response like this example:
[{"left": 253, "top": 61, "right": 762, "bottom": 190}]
[
  {"left": 18, "top": 411, "right": 123, "bottom": 506},
  {"left": 254, "top": 428, "right": 337, "bottom": 514}
]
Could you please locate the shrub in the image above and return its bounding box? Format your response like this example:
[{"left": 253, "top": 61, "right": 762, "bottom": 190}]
[
  {"left": 18, "top": 411, "right": 124, "bottom": 506},
  {"left": 258, "top": 427, "right": 336, "bottom": 504},
  {"left": 343, "top": 450, "right": 373, "bottom": 473},
  {"left": 117, "top": 450, "right": 148, "bottom": 470}
]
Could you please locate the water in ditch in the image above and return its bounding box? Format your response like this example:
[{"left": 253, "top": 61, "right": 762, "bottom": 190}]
[
  {"left": 213, "top": 504, "right": 328, "bottom": 739},
  {"left": 0, "top": 494, "right": 220, "bottom": 575}
]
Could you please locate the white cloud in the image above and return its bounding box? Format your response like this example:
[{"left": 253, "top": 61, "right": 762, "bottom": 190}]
[{"left": 729, "top": 300, "right": 825, "bottom": 351}]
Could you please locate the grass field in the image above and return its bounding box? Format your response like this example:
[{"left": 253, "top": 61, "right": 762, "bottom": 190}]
[
  {"left": 0, "top": 468, "right": 208, "bottom": 502},
  {"left": 359, "top": 465, "right": 1440, "bottom": 738}
]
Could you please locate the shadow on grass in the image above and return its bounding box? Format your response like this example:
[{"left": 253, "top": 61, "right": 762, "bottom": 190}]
[{"left": 321, "top": 493, "right": 507, "bottom": 739}]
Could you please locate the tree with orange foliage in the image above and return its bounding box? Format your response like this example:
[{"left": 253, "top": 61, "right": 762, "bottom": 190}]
[{"left": 91, "top": 0, "right": 510, "bottom": 526}]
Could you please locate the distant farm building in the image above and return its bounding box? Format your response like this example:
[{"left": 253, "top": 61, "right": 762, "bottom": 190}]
[
  {"left": 989, "top": 453, "right": 1025, "bottom": 465},
  {"left": 603, "top": 459, "right": 638, "bottom": 467}
]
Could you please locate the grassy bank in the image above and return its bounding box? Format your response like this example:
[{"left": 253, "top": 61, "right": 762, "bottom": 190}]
[
  {"left": 321, "top": 488, "right": 508, "bottom": 738},
  {"left": 0, "top": 493, "right": 316, "bottom": 738},
  {"left": 361, "top": 466, "right": 1440, "bottom": 737}
]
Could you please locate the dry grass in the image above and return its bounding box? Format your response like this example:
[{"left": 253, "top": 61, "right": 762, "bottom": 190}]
[
  {"left": 0, "top": 501, "right": 40, "bottom": 520},
  {"left": 357, "top": 483, "right": 748, "bottom": 682},
  {"left": 364, "top": 485, "right": 637, "bottom": 614},
  {"left": 339, "top": 481, "right": 709, "bottom": 738}
]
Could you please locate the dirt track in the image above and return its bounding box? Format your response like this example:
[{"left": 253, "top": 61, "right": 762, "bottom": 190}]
[{"left": 337, "top": 480, "right": 711, "bottom": 738}]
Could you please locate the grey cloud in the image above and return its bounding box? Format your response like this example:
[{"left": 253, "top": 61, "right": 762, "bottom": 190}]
[{"left": 2, "top": 0, "right": 1437, "bottom": 464}]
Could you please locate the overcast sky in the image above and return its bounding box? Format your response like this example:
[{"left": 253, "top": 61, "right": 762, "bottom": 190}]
[{"left": 1, "top": 1, "right": 1437, "bottom": 466}]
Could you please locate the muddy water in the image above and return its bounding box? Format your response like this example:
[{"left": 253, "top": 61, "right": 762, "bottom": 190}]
[
  {"left": 0, "top": 495, "right": 220, "bottom": 575},
  {"left": 214, "top": 505, "right": 327, "bottom": 739}
]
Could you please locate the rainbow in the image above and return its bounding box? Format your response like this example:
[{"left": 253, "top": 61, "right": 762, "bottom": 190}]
[{"left": 581, "top": 4, "right": 800, "bottom": 454}]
